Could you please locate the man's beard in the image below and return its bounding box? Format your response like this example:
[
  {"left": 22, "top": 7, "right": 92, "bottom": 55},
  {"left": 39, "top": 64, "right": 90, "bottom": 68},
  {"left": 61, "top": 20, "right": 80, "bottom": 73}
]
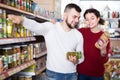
[{"left": 65, "top": 19, "right": 79, "bottom": 29}]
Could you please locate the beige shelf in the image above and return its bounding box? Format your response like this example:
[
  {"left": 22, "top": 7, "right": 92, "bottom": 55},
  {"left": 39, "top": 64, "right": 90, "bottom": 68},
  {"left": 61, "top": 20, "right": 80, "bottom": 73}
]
[
  {"left": 0, "top": 3, "right": 50, "bottom": 21},
  {"left": 0, "top": 60, "right": 36, "bottom": 80},
  {"left": 34, "top": 50, "right": 47, "bottom": 58},
  {"left": 0, "top": 3, "right": 34, "bottom": 16},
  {"left": 16, "top": 66, "right": 46, "bottom": 76},
  {"left": 110, "top": 38, "right": 120, "bottom": 40},
  {"left": 35, "top": 66, "right": 46, "bottom": 75},
  {"left": 0, "top": 37, "right": 36, "bottom": 45}
]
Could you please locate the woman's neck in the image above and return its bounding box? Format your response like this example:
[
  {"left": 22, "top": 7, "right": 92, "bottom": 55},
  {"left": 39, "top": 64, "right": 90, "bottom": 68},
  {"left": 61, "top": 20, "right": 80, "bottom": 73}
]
[{"left": 90, "top": 25, "right": 101, "bottom": 33}]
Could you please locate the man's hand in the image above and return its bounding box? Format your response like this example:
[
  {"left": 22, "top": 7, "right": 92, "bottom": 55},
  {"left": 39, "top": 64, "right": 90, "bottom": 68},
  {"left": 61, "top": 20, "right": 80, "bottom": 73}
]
[
  {"left": 68, "top": 55, "right": 78, "bottom": 64},
  {"left": 7, "top": 14, "right": 24, "bottom": 24}
]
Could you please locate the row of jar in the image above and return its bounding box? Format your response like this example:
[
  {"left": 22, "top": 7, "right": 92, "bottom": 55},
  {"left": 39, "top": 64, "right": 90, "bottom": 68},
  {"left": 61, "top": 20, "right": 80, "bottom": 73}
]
[
  {"left": 0, "top": 9, "right": 34, "bottom": 38},
  {"left": 0, "top": 0, "right": 33, "bottom": 13},
  {"left": 5, "top": 72, "right": 46, "bottom": 80},
  {"left": 0, "top": 44, "right": 34, "bottom": 74},
  {"left": 5, "top": 75, "right": 32, "bottom": 80}
]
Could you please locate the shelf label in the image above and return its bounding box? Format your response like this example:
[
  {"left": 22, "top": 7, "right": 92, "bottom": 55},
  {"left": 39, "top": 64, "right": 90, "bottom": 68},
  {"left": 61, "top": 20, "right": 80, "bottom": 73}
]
[{"left": 0, "top": 74, "right": 6, "bottom": 80}]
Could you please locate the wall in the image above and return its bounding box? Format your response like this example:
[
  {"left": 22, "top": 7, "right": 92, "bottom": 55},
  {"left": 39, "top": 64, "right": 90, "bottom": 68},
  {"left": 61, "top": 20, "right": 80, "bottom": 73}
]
[
  {"left": 61, "top": 0, "right": 120, "bottom": 19},
  {"left": 33, "top": 0, "right": 55, "bottom": 11},
  {"left": 79, "top": 1, "right": 120, "bottom": 19},
  {"left": 61, "top": 0, "right": 80, "bottom": 18}
]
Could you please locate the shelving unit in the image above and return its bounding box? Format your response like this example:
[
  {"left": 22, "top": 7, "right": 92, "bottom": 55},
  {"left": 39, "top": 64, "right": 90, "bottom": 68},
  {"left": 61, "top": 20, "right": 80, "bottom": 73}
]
[
  {"left": 0, "top": 3, "right": 48, "bottom": 79},
  {"left": 104, "top": 17, "right": 120, "bottom": 79},
  {"left": 0, "top": 3, "right": 50, "bottom": 22},
  {"left": 0, "top": 60, "right": 36, "bottom": 80},
  {"left": 17, "top": 66, "right": 46, "bottom": 76},
  {"left": 34, "top": 50, "right": 47, "bottom": 58},
  {"left": 0, "top": 37, "right": 36, "bottom": 45}
]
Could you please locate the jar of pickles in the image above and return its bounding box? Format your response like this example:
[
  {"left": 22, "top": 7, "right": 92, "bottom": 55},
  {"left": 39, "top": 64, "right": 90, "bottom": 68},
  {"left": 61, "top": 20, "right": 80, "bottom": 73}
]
[
  {"left": 20, "top": 25, "right": 26, "bottom": 37},
  {"left": 7, "top": 19, "right": 14, "bottom": 38}
]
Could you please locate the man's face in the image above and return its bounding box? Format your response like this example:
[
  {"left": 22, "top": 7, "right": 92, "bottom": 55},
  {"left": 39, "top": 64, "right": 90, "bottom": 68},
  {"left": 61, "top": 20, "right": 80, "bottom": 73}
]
[{"left": 65, "top": 8, "right": 80, "bottom": 29}]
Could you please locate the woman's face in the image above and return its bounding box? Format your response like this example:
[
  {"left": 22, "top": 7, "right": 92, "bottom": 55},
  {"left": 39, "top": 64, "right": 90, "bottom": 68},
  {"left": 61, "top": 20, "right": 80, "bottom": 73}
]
[{"left": 85, "top": 13, "right": 100, "bottom": 29}]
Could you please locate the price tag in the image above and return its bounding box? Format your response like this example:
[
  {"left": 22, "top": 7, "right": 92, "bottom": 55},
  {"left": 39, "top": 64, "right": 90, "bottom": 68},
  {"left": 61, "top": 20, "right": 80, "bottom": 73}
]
[
  {"left": 0, "top": 74, "right": 6, "bottom": 80},
  {"left": 8, "top": 71, "right": 13, "bottom": 76},
  {"left": 16, "top": 67, "right": 20, "bottom": 72}
]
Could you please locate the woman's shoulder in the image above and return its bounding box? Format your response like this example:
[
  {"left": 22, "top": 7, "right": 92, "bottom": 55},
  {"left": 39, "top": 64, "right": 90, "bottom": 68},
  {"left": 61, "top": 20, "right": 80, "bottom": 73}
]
[{"left": 78, "top": 27, "right": 90, "bottom": 32}]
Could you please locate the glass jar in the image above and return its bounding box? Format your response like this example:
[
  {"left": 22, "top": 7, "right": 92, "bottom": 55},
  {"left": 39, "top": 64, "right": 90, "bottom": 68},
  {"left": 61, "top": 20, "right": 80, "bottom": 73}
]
[
  {"left": 18, "top": 76, "right": 25, "bottom": 80},
  {"left": 3, "top": 47, "right": 13, "bottom": 69},
  {"left": 21, "top": 45, "right": 28, "bottom": 63},
  {"left": 24, "top": 76, "right": 32, "bottom": 80},
  {"left": 7, "top": 19, "right": 14, "bottom": 38},
  {"left": 13, "top": 46, "right": 21, "bottom": 66},
  {"left": 95, "top": 31, "right": 110, "bottom": 49},
  {"left": 0, "top": 56, "right": 3, "bottom": 74}
]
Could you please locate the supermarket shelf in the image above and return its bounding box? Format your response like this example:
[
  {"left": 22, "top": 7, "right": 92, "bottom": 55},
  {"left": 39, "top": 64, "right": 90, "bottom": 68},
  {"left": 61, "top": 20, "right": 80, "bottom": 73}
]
[
  {"left": 0, "top": 37, "right": 36, "bottom": 45},
  {"left": 0, "top": 60, "right": 36, "bottom": 80},
  {"left": 35, "top": 66, "right": 46, "bottom": 75},
  {"left": 34, "top": 50, "right": 47, "bottom": 58},
  {"left": 105, "top": 18, "right": 120, "bottom": 21},
  {"left": 0, "top": 3, "right": 34, "bottom": 16},
  {"left": 109, "top": 54, "right": 120, "bottom": 58},
  {"left": 110, "top": 38, "right": 120, "bottom": 40},
  {"left": 0, "top": 3, "right": 50, "bottom": 22},
  {"left": 17, "top": 66, "right": 46, "bottom": 76}
]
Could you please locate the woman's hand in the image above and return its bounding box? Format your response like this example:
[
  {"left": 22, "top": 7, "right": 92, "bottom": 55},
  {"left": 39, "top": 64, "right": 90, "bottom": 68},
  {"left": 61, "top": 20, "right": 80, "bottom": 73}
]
[{"left": 97, "top": 39, "right": 109, "bottom": 57}]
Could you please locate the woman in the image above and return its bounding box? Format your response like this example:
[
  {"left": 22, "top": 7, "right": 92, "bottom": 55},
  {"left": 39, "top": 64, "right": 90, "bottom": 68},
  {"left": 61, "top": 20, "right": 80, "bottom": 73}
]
[{"left": 77, "top": 8, "right": 110, "bottom": 80}]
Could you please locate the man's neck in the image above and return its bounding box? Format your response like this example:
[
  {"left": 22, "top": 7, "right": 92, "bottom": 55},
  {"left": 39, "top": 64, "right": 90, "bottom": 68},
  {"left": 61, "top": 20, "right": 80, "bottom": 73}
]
[{"left": 60, "top": 21, "right": 71, "bottom": 32}]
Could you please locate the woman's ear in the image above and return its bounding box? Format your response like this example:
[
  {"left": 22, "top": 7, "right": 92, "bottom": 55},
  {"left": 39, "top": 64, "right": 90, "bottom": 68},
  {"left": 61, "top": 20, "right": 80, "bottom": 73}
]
[{"left": 98, "top": 17, "right": 100, "bottom": 22}]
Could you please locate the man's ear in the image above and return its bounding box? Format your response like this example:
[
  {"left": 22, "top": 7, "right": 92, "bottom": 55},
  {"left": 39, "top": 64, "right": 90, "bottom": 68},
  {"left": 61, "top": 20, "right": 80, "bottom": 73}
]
[
  {"left": 63, "top": 12, "right": 67, "bottom": 20},
  {"left": 50, "top": 19, "right": 56, "bottom": 24}
]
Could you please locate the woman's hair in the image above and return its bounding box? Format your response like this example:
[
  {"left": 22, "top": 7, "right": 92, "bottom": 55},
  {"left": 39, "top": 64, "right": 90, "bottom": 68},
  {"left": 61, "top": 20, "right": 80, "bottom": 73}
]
[
  {"left": 64, "top": 3, "right": 81, "bottom": 13},
  {"left": 84, "top": 8, "right": 105, "bottom": 25}
]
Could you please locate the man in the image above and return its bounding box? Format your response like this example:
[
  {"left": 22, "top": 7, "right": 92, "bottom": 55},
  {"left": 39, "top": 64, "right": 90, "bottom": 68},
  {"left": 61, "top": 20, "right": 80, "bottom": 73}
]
[{"left": 8, "top": 3, "right": 84, "bottom": 80}]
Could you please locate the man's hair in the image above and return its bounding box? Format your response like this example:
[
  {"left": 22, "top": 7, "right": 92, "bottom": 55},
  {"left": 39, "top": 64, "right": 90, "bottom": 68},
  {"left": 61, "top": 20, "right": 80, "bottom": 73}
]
[{"left": 64, "top": 3, "right": 81, "bottom": 13}]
